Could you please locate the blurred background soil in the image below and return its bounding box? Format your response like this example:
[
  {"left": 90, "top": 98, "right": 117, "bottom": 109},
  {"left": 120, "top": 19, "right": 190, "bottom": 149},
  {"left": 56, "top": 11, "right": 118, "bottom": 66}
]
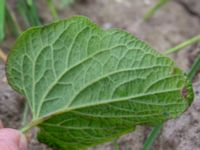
[{"left": 0, "top": 0, "right": 200, "bottom": 150}]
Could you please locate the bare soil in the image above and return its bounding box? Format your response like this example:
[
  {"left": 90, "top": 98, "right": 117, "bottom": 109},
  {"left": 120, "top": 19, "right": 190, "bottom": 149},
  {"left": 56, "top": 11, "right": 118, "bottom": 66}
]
[{"left": 0, "top": 0, "right": 200, "bottom": 150}]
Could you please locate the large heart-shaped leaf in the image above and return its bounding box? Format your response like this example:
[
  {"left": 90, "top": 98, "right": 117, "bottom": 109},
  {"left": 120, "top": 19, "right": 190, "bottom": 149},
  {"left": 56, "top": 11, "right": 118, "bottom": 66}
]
[{"left": 6, "top": 16, "right": 193, "bottom": 150}]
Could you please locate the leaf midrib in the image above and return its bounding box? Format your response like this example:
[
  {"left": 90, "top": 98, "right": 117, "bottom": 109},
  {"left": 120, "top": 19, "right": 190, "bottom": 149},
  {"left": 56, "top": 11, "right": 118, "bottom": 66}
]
[
  {"left": 37, "top": 65, "right": 171, "bottom": 117},
  {"left": 31, "top": 87, "right": 182, "bottom": 130},
  {"left": 66, "top": 68, "right": 181, "bottom": 108}
]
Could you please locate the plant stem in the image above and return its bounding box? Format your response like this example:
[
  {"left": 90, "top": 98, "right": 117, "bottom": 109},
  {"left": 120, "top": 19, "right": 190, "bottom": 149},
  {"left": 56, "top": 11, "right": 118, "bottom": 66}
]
[
  {"left": 17, "top": 0, "right": 41, "bottom": 27},
  {"left": 164, "top": 35, "right": 200, "bottom": 55},
  {"left": 28, "top": 0, "right": 41, "bottom": 26},
  {"left": 142, "top": 123, "right": 163, "bottom": 150},
  {"left": 144, "top": 0, "right": 171, "bottom": 21},
  {"left": 113, "top": 139, "right": 119, "bottom": 150},
  {"left": 20, "top": 119, "right": 44, "bottom": 133},
  {"left": 20, "top": 115, "right": 48, "bottom": 133},
  {"left": 46, "top": 0, "right": 59, "bottom": 20},
  {"left": 17, "top": 0, "right": 30, "bottom": 26},
  {"left": 6, "top": 4, "right": 22, "bottom": 36},
  {"left": 188, "top": 54, "right": 200, "bottom": 81},
  {"left": 20, "top": 123, "right": 34, "bottom": 133}
]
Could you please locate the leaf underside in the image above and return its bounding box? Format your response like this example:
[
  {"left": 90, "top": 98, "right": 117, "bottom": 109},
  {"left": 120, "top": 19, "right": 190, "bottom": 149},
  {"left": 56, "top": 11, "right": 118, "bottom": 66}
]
[{"left": 6, "top": 16, "right": 193, "bottom": 150}]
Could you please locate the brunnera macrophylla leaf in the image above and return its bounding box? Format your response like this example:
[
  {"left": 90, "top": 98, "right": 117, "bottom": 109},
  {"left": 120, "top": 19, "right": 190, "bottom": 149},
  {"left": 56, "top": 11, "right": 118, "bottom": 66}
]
[{"left": 6, "top": 16, "right": 194, "bottom": 150}]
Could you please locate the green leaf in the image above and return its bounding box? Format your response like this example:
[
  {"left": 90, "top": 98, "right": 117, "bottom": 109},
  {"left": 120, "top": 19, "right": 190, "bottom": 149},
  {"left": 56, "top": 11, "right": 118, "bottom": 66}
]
[
  {"left": 0, "top": 0, "right": 5, "bottom": 41},
  {"left": 6, "top": 16, "right": 194, "bottom": 150}
]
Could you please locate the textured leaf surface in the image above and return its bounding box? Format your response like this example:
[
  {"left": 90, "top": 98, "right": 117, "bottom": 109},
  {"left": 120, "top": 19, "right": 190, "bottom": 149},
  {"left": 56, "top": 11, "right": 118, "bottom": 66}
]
[{"left": 6, "top": 16, "right": 193, "bottom": 150}]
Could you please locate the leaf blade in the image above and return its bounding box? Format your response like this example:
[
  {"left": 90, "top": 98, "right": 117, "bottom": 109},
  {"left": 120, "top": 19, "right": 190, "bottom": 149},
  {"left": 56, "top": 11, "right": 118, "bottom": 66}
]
[{"left": 6, "top": 16, "right": 194, "bottom": 150}]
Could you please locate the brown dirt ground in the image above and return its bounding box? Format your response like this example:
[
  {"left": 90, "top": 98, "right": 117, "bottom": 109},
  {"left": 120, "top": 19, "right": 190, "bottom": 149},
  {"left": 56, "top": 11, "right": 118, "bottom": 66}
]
[{"left": 0, "top": 0, "right": 200, "bottom": 150}]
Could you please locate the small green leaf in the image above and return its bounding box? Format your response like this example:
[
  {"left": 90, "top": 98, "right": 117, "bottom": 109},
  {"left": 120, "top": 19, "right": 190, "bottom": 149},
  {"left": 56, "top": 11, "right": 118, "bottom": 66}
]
[{"left": 6, "top": 16, "right": 194, "bottom": 150}]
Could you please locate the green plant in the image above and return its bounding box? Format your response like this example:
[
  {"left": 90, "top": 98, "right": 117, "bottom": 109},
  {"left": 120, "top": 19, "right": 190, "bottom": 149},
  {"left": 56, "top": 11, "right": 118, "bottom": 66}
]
[
  {"left": 17, "top": 0, "right": 41, "bottom": 26},
  {"left": 144, "top": 0, "right": 171, "bottom": 21},
  {"left": 5, "top": 16, "right": 195, "bottom": 150},
  {"left": 0, "top": 0, "right": 40, "bottom": 42},
  {"left": 0, "top": 0, "right": 75, "bottom": 42},
  {"left": 0, "top": 0, "right": 5, "bottom": 40}
]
